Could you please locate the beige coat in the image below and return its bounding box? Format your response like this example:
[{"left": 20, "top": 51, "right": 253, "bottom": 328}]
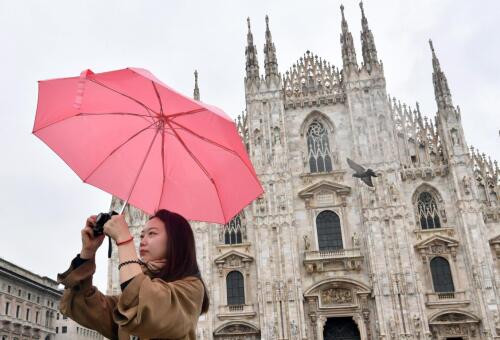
[{"left": 57, "top": 258, "right": 204, "bottom": 340}]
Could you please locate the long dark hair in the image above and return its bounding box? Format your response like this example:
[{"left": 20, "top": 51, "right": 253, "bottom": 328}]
[{"left": 149, "top": 209, "right": 209, "bottom": 314}]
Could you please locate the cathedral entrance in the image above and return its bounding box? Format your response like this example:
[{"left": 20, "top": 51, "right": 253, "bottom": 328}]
[{"left": 323, "top": 317, "right": 361, "bottom": 340}]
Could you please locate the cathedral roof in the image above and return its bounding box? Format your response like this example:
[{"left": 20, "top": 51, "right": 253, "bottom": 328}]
[{"left": 283, "top": 50, "right": 345, "bottom": 107}]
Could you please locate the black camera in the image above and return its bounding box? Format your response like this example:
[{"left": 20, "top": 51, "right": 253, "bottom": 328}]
[{"left": 93, "top": 211, "right": 118, "bottom": 237}]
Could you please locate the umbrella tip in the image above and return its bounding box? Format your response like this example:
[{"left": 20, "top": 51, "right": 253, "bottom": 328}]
[{"left": 80, "top": 69, "right": 94, "bottom": 78}]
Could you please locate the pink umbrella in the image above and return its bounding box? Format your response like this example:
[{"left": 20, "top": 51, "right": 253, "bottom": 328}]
[{"left": 33, "top": 67, "right": 263, "bottom": 224}]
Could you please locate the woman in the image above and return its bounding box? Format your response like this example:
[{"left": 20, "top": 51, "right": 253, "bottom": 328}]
[{"left": 57, "top": 209, "right": 209, "bottom": 340}]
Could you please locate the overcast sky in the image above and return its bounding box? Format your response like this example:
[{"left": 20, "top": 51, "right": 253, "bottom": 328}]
[{"left": 0, "top": 0, "right": 498, "bottom": 292}]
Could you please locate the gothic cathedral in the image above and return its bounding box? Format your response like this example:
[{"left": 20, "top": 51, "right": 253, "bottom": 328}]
[{"left": 108, "top": 3, "right": 500, "bottom": 340}]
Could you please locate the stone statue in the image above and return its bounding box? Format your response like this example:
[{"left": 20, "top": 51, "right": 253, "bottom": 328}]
[
  {"left": 389, "top": 183, "right": 399, "bottom": 202},
  {"left": 290, "top": 320, "right": 298, "bottom": 337},
  {"left": 494, "top": 311, "right": 500, "bottom": 330},
  {"left": 352, "top": 232, "right": 360, "bottom": 247},
  {"left": 462, "top": 175, "right": 472, "bottom": 195},
  {"left": 303, "top": 235, "right": 311, "bottom": 250}
]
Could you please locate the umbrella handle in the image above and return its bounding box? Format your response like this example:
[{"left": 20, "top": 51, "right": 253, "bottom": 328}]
[
  {"left": 118, "top": 200, "right": 128, "bottom": 215},
  {"left": 108, "top": 236, "right": 112, "bottom": 258},
  {"left": 107, "top": 200, "right": 127, "bottom": 258}
]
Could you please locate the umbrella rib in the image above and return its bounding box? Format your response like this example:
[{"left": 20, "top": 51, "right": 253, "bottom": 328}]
[
  {"left": 79, "top": 112, "right": 152, "bottom": 118},
  {"left": 79, "top": 112, "right": 155, "bottom": 124},
  {"left": 124, "top": 126, "right": 161, "bottom": 206},
  {"left": 168, "top": 108, "right": 208, "bottom": 119},
  {"left": 151, "top": 82, "right": 164, "bottom": 115},
  {"left": 83, "top": 121, "right": 157, "bottom": 182},
  {"left": 33, "top": 113, "right": 79, "bottom": 133},
  {"left": 33, "top": 112, "right": 153, "bottom": 134},
  {"left": 165, "top": 120, "right": 227, "bottom": 223},
  {"left": 156, "top": 125, "right": 167, "bottom": 212},
  {"left": 169, "top": 119, "right": 261, "bottom": 185},
  {"left": 88, "top": 78, "right": 158, "bottom": 120}
]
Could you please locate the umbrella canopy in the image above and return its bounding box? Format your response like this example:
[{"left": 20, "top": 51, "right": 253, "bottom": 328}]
[{"left": 33, "top": 68, "right": 263, "bottom": 224}]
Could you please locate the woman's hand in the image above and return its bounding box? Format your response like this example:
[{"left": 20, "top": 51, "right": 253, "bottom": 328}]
[
  {"left": 80, "top": 215, "right": 105, "bottom": 259},
  {"left": 104, "top": 214, "right": 131, "bottom": 243}
]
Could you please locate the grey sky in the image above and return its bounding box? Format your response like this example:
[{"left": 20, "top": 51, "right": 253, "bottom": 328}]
[{"left": 0, "top": 0, "right": 498, "bottom": 292}]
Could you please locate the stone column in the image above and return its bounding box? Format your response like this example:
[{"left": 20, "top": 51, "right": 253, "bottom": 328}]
[
  {"left": 353, "top": 314, "right": 368, "bottom": 340},
  {"left": 309, "top": 314, "right": 318, "bottom": 340},
  {"left": 316, "top": 315, "right": 327, "bottom": 340}
]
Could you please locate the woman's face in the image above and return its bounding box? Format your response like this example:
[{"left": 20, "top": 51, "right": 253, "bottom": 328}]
[{"left": 139, "top": 217, "right": 168, "bottom": 262}]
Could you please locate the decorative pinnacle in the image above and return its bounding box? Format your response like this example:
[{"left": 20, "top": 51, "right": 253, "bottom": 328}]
[
  {"left": 429, "top": 39, "right": 440, "bottom": 69},
  {"left": 246, "top": 17, "right": 254, "bottom": 44},
  {"left": 193, "top": 70, "right": 200, "bottom": 100},
  {"left": 265, "top": 15, "right": 269, "bottom": 30},
  {"left": 360, "top": 1, "right": 365, "bottom": 18},
  {"left": 340, "top": 4, "right": 345, "bottom": 19}
]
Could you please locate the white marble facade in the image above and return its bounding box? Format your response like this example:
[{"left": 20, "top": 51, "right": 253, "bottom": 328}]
[{"left": 108, "top": 5, "right": 500, "bottom": 340}]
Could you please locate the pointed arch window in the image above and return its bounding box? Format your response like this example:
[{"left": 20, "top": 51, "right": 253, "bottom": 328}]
[
  {"left": 430, "top": 257, "right": 454, "bottom": 292},
  {"left": 417, "top": 192, "right": 442, "bottom": 229},
  {"left": 316, "top": 210, "right": 343, "bottom": 251},
  {"left": 223, "top": 213, "right": 245, "bottom": 245},
  {"left": 226, "top": 271, "right": 245, "bottom": 305},
  {"left": 307, "top": 120, "right": 333, "bottom": 173}
]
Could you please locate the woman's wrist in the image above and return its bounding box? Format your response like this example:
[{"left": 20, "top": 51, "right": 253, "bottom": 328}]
[
  {"left": 80, "top": 248, "right": 95, "bottom": 259},
  {"left": 116, "top": 232, "right": 133, "bottom": 244}
]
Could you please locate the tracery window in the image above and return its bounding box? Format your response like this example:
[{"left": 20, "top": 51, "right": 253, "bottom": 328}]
[
  {"left": 417, "top": 192, "right": 442, "bottom": 229},
  {"left": 307, "top": 120, "right": 333, "bottom": 173},
  {"left": 223, "top": 213, "right": 245, "bottom": 245}
]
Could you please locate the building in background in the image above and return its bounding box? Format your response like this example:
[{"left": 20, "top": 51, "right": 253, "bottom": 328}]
[
  {"left": 0, "top": 258, "right": 103, "bottom": 340},
  {"left": 107, "top": 3, "right": 500, "bottom": 340},
  {"left": 0, "top": 257, "right": 59, "bottom": 340},
  {"left": 54, "top": 312, "right": 103, "bottom": 340}
]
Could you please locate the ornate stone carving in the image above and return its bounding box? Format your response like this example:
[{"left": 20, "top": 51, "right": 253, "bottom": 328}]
[
  {"left": 415, "top": 235, "right": 459, "bottom": 261},
  {"left": 303, "top": 248, "right": 363, "bottom": 273},
  {"left": 214, "top": 322, "right": 260, "bottom": 339},
  {"left": 283, "top": 50, "right": 345, "bottom": 109},
  {"left": 489, "top": 235, "right": 500, "bottom": 259},
  {"left": 428, "top": 311, "right": 480, "bottom": 338},
  {"left": 320, "top": 288, "right": 353, "bottom": 305},
  {"left": 226, "top": 255, "right": 241, "bottom": 267},
  {"left": 214, "top": 250, "right": 254, "bottom": 277},
  {"left": 298, "top": 180, "right": 351, "bottom": 209}
]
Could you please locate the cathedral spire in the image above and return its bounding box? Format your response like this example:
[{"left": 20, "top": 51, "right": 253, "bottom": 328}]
[
  {"left": 429, "top": 39, "right": 453, "bottom": 110},
  {"left": 245, "top": 17, "right": 260, "bottom": 82},
  {"left": 193, "top": 70, "right": 200, "bottom": 100},
  {"left": 340, "top": 4, "right": 358, "bottom": 73},
  {"left": 263, "top": 15, "right": 279, "bottom": 79},
  {"left": 359, "top": 1, "right": 379, "bottom": 69}
]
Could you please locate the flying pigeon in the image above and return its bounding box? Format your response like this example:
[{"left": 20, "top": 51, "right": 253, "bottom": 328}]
[{"left": 346, "top": 158, "right": 378, "bottom": 187}]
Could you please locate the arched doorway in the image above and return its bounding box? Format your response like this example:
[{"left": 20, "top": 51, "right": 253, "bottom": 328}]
[{"left": 323, "top": 317, "right": 360, "bottom": 340}]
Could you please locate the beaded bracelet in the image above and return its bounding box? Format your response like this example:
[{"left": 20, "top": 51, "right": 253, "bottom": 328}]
[{"left": 118, "top": 259, "right": 143, "bottom": 270}]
